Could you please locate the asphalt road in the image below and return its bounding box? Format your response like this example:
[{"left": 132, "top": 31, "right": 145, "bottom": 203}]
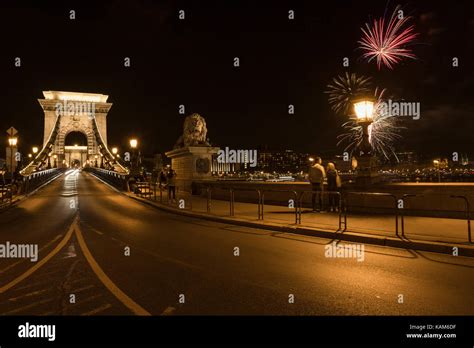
[{"left": 1, "top": 170, "right": 474, "bottom": 315}]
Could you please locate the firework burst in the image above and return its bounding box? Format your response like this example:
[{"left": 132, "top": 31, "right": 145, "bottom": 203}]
[
  {"left": 337, "top": 88, "right": 403, "bottom": 160},
  {"left": 359, "top": 6, "right": 419, "bottom": 70},
  {"left": 325, "top": 72, "right": 372, "bottom": 115}
]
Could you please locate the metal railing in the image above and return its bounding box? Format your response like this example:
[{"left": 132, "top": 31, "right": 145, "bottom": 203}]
[
  {"left": 259, "top": 189, "right": 299, "bottom": 223},
  {"left": 400, "top": 194, "right": 422, "bottom": 237},
  {"left": 86, "top": 167, "right": 129, "bottom": 191},
  {"left": 0, "top": 168, "right": 63, "bottom": 208},
  {"left": 298, "top": 190, "right": 344, "bottom": 230},
  {"left": 227, "top": 187, "right": 262, "bottom": 218},
  {"left": 450, "top": 195, "right": 471, "bottom": 243},
  {"left": 343, "top": 192, "right": 399, "bottom": 235},
  {"left": 120, "top": 181, "right": 474, "bottom": 244},
  {"left": 0, "top": 183, "right": 13, "bottom": 206},
  {"left": 22, "top": 168, "right": 63, "bottom": 195}
]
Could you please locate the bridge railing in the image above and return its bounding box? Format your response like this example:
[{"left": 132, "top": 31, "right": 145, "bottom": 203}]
[
  {"left": 0, "top": 168, "right": 64, "bottom": 208},
  {"left": 22, "top": 168, "right": 64, "bottom": 195},
  {"left": 85, "top": 167, "right": 129, "bottom": 191}
]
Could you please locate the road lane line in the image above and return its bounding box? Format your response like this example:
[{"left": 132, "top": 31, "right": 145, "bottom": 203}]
[
  {"left": 161, "top": 306, "right": 176, "bottom": 316},
  {"left": 81, "top": 303, "right": 112, "bottom": 316},
  {"left": 3, "top": 288, "right": 50, "bottom": 303},
  {"left": 2, "top": 297, "right": 55, "bottom": 315},
  {"left": 75, "top": 224, "right": 151, "bottom": 316},
  {"left": 0, "top": 217, "right": 77, "bottom": 294},
  {"left": 72, "top": 284, "right": 96, "bottom": 293}
]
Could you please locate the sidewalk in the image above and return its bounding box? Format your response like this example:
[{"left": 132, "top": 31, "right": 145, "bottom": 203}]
[{"left": 126, "top": 187, "right": 474, "bottom": 257}]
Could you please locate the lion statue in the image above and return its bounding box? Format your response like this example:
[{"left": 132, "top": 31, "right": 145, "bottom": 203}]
[{"left": 174, "top": 113, "right": 210, "bottom": 148}]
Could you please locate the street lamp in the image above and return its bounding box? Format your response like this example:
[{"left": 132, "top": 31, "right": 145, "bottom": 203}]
[
  {"left": 112, "top": 147, "right": 118, "bottom": 155},
  {"left": 433, "top": 159, "right": 441, "bottom": 183},
  {"left": 8, "top": 136, "right": 18, "bottom": 176},
  {"left": 32, "top": 146, "right": 38, "bottom": 154},
  {"left": 353, "top": 98, "right": 377, "bottom": 185},
  {"left": 129, "top": 139, "right": 139, "bottom": 174},
  {"left": 8, "top": 137, "right": 17, "bottom": 147},
  {"left": 353, "top": 99, "right": 375, "bottom": 156}
]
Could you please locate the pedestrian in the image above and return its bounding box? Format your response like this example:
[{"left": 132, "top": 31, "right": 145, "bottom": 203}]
[
  {"left": 167, "top": 168, "right": 177, "bottom": 202},
  {"left": 326, "top": 162, "right": 342, "bottom": 212},
  {"left": 159, "top": 169, "right": 167, "bottom": 190},
  {"left": 308, "top": 157, "right": 326, "bottom": 212}
]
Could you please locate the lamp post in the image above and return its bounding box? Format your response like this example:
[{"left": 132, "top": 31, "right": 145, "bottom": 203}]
[
  {"left": 353, "top": 98, "right": 377, "bottom": 185},
  {"left": 129, "top": 138, "right": 139, "bottom": 174},
  {"left": 8, "top": 136, "right": 18, "bottom": 178},
  {"left": 433, "top": 159, "right": 441, "bottom": 183}
]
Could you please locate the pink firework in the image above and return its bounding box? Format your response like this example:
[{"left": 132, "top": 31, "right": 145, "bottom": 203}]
[{"left": 359, "top": 7, "right": 419, "bottom": 69}]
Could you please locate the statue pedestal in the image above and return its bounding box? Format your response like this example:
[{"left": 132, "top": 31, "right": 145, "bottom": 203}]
[
  {"left": 165, "top": 146, "right": 220, "bottom": 192},
  {"left": 355, "top": 155, "right": 380, "bottom": 186}
]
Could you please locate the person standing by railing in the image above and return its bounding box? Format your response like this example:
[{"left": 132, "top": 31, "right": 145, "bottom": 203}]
[
  {"left": 326, "top": 162, "right": 342, "bottom": 212},
  {"left": 309, "top": 156, "right": 326, "bottom": 212},
  {"left": 167, "top": 168, "right": 177, "bottom": 202},
  {"left": 159, "top": 169, "right": 167, "bottom": 190}
]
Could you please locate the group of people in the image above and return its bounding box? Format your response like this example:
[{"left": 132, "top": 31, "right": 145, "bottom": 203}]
[
  {"left": 159, "top": 166, "right": 177, "bottom": 200},
  {"left": 308, "top": 157, "right": 342, "bottom": 212}
]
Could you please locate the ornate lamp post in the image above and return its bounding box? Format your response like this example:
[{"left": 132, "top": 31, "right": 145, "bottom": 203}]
[
  {"left": 433, "top": 159, "right": 441, "bottom": 183},
  {"left": 112, "top": 147, "right": 118, "bottom": 164},
  {"left": 353, "top": 98, "right": 378, "bottom": 185},
  {"left": 8, "top": 136, "right": 18, "bottom": 177},
  {"left": 129, "top": 138, "right": 139, "bottom": 173}
]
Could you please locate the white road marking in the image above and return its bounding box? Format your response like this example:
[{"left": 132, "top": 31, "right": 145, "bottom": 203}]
[{"left": 161, "top": 306, "right": 176, "bottom": 316}]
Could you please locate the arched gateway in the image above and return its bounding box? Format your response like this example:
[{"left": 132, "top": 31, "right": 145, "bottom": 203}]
[{"left": 21, "top": 91, "right": 128, "bottom": 174}]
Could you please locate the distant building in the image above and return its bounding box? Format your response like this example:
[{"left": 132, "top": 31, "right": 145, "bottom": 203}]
[
  {"left": 395, "top": 152, "right": 418, "bottom": 165},
  {"left": 257, "top": 149, "right": 310, "bottom": 173},
  {"left": 211, "top": 156, "right": 240, "bottom": 174}
]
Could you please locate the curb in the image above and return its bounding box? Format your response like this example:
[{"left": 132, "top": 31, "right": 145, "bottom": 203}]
[{"left": 88, "top": 173, "right": 474, "bottom": 258}]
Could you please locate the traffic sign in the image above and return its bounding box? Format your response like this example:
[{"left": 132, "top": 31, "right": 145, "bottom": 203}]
[{"left": 6, "top": 127, "right": 18, "bottom": 136}]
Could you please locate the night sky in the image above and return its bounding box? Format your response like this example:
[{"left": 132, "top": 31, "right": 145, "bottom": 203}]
[{"left": 0, "top": 0, "right": 473, "bottom": 160}]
